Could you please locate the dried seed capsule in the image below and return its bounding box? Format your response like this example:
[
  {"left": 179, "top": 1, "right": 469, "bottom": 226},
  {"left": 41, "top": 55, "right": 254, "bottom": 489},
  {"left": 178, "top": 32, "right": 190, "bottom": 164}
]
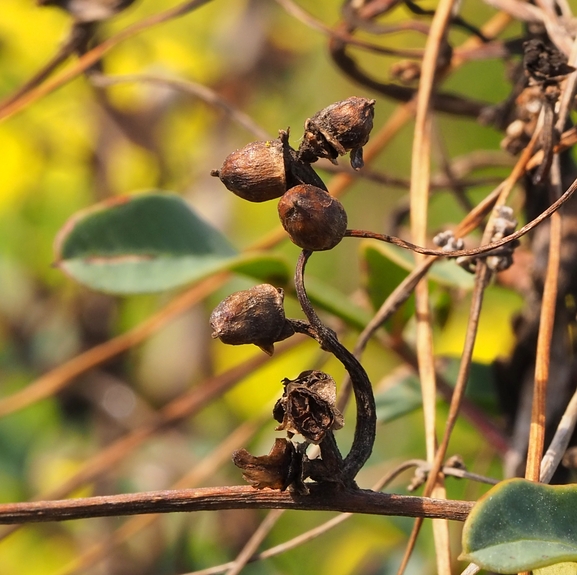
[
  {"left": 211, "top": 139, "right": 287, "bottom": 202},
  {"left": 211, "top": 131, "right": 329, "bottom": 202},
  {"left": 297, "top": 97, "right": 375, "bottom": 170},
  {"left": 209, "top": 284, "right": 294, "bottom": 355},
  {"left": 277, "top": 184, "right": 348, "bottom": 251}
]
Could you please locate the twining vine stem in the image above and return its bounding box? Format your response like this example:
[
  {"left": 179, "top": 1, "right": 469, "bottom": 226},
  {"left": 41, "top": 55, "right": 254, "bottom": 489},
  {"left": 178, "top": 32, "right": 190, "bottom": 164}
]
[
  {"left": 290, "top": 250, "right": 377, "bottom": 483},
  {"left": 344, "top": 175, "right": 577, "bottom": 258}
]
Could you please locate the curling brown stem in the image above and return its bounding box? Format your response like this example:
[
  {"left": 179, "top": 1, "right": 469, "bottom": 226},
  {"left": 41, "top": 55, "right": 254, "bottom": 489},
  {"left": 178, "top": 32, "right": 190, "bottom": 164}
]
[
  {"left": 291, "top": 251, "right": 376, "bottom": 484},
  {"left": 344, "top": 177, "right": 577, "bottom": 257}
]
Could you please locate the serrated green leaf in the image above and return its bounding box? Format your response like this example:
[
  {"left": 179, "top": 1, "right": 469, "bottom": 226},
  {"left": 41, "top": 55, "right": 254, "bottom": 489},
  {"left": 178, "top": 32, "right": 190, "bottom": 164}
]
[
  {"left": 461, "top": 479, "right": 577, "bottom": 573},
  {"left": 54, "top": 192, "right": 242, "bottom": 294}
]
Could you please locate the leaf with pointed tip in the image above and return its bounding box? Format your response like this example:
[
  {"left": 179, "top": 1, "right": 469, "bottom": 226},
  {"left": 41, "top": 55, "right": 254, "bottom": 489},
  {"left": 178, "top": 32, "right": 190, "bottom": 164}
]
[
  {"left": 54, "top": 192, "right": 289, "bottom": 293},
  {"left": 461, "top": 479, "right": 577, "bottom": 573}
]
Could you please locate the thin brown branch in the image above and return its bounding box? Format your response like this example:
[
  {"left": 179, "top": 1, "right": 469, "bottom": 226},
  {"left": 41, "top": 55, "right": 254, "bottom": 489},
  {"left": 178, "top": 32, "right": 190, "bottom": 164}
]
[
  {"left": 57, "top": 419, "right": 264, "bottom": 575},
  {"left": 0, "top": 0, "right": 215, "bottom": 121},
  {"left": 0, "top": 22, "right": 96, "bottom": 109},
  {"left": 184, "top": 457, "right": 494, "bottom": 575},
  {"left": 0, "top": 272, "right": 229, "bottom": 418},
  {"left": 525, "top": 169, "right": 562, "bottom": 481},
  {"left": 89, "top": 72, "right": 270, "bottom": 140},
  {"left": 420, "top": 263, "right": 490, "bottom": 498},
  {"left": 0, "top": 340, "right": 302, "bottom": 546},
  {"left": 401, "top": 0, "right": 459, "bottom": 569},
  {"left": 273, "top": 0, "right": 426, "bottom": 59},
  {"left": 225, "top": 509, "right": 285, "bottom": 575},
  {"left": 0, "top": 486, "right": 473, "bottom": 525}
]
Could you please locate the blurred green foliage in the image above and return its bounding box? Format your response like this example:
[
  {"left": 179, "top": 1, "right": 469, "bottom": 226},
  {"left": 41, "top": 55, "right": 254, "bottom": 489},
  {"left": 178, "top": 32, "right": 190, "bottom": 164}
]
[{"left": 0, "top": 0, "right": 521, "bottom": 573}]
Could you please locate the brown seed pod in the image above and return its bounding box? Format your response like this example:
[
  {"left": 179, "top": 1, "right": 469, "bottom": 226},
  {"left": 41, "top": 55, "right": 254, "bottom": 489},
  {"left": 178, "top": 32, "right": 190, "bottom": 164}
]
[
  {"left": 211, "top": 139, "right": 288, "bottom": 202},
  {"left": 209, "top": 284, "right": 294, "bottom": 355},
  {"left": 211, "top": 131, "right": 328, "bottom": 202},
  {"left": 297, "top": 97, "right": 375, "bottom": 170},
  {"left": 277, "top": 184, "right": 348, "bottom": 251}
]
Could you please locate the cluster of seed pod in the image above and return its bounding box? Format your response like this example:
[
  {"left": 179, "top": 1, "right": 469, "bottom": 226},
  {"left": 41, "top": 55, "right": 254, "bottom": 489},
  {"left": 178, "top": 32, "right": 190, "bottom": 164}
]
[
  {"left": 211, "top": 97, "right": 375, "bottom": 252},
  {"left": 210, "top": 99, "right": 377, "bottom": 490}
]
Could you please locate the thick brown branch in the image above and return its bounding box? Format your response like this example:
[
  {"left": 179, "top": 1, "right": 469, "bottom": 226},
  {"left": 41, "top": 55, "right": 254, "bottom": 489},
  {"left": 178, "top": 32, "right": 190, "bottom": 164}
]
[{"left": 0, "top": 485, "right": 473, "bottom": 525}]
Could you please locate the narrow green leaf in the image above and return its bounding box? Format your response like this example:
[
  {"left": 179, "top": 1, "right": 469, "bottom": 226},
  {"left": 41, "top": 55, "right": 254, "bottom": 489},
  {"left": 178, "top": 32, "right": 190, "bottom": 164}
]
[
  {"left": 55, "top": 192, "right": 242, "bottom": 294},
  {"left": 461, "top": 479, "right": 577, "bottom": 573}
]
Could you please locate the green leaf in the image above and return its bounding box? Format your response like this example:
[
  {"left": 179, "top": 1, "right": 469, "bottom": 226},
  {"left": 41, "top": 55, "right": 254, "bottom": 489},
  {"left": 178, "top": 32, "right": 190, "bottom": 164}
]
[
  {"left": 374, "top": 371, "right": 423, "bottom": 423},
  {"left": 54, "top": 192, "right": 265, "bottom": 294},
  {"left": 440, "top": 358, "right": 498, "bottom": 412},
  {"left": 461, "top": 479, "right": 577, "bottom": 573},
  {"left": 361, "top": 241, "right": 416, "bottom": 320},
  {"left": 230, "top": 253, "right": 290, "bottom": 285},
  {"left": 361, "top": 241, "right": 475, "bottom": 293},
  {"left": 304, "top": 275, "right": 373, "bottom": 331}
]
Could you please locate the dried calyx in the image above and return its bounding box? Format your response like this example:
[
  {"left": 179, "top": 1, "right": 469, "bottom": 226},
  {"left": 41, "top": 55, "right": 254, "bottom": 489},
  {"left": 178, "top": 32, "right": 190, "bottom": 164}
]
[
  {"left": 233, "top": 370, "right": 345, "bottom": 493},
  {"left": 297, "top": 96, "right": 376, "bottom": 170},
  {"left": 209, "top": 284, "right": 294, "bottom": 355},
  {"left": 273, "top": 370, "right": 344, "bottom": 444},
  {"left": 211, "top": 130, "right": 327, "bottom": 203},
  {"left": 232, "top": 438, "right": 305, "bottom": 492},
  {"left": 278, "top": 184, "right": 348, "bottom": 251}
]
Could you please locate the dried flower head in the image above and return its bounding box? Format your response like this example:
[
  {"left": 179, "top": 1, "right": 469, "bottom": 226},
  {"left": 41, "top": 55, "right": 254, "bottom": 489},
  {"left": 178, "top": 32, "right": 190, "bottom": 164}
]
[
  {"left": 273, "top": 370, "right": 344, "bottom": 444},
  {"left": 523, "top": 39, "right": 575, "bottom": 85}
]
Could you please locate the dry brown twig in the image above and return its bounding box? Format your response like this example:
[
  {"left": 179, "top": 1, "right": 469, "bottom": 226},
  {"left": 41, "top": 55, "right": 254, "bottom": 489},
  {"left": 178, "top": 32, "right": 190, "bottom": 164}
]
[
  {"left": 0, "top": 0, "right": 215, "bottom": 120},
  {"left": 0, "top": 485, "right": 473, "bottom": 525}
]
